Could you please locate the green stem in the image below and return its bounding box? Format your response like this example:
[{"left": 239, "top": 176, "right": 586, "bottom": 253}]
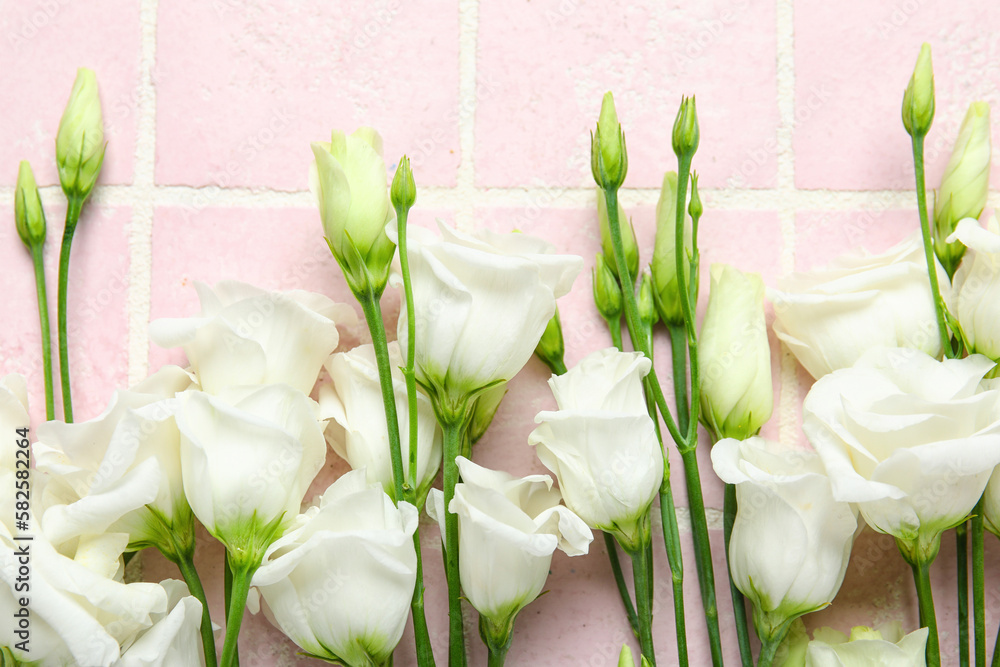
[
  {"left": 358, "top": 295, "right": 407, "bottom": 505},
  {"left": 608, "top": 315, "right": 624, "bottom": 351},
  {"left": 681, "top": 448, "right": 723, "bottom": 667},
  {"left": 910, "top": 135, "right": 952, "bottom": 357},
  {"left": 175, "top": 551, "right": 219, "bottom": 667},
  {"left": 220, "top": 561, "right": 256, "bottom": 667},
  {"left": 410, "top": 530, "right": 436, "bottom": 667},
  {"left": 29, "top": 243, "right": 55, "bottom": 421},
  {"left": 958, "top": 523, "right": 970, "bottom": 667},
  {"left": 629, "top": 543, "right": 657, "bottom": 665},
  {"left": 442, "top": 419, "right": 468, "bottom": 667},
  {"left": 974, "top": 502, "right": 986, "bottom": 667},
  {"left": 487, "top": 646, "right": 509, "bottom": 667},
  {"left": 57, "top": 195, "right": 83, "bottom": 423},
  {"left": 605, "top": 532, "right": 640, "bottom": 635},
  {"left": 757, "top": 623, "right": 794, "bottom": 667},
  {"left": 660, "top": 478, "right": 688, "bottom": 667},
  {"left": 910, "top": 557, "right": 942, "bottom": 667},
  {"left": 991, "top": 612, "right": 1000, "bottom": 667},
  {"left": 667, "top": 324, "right": 689, "bottom": 436},
  {"left": 223, "top": 556, "right": 239, "bottom": 667},
  {"left": 672, "top": 155, "right": 701, "bottom": 443},
  {"left": 723, "top": 484, "right": 752, "bottom": 667}
]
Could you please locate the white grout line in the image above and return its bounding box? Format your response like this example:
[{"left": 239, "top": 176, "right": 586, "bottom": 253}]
[
  {"left": 775, "top": 0, "right": 801, "bottom": 449},
  {"left": 126, "top": 0, "right": 159, "bottom": 385},
  {"left": 455, "top": 0, "right": 479, "bottom": 231}
]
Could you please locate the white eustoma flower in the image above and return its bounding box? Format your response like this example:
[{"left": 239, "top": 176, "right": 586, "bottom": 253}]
[
  {"left": 803, "top": 347, "right": 1000, "bottom": 562},
  {"left": 805, "top": 623, "right": 928, "bottom": 667},
  {"left": 427, "top": 457, "right": 592, "bottom": 645},
  {"left": 320, "top": 342, "right": 442, "bottom": 504},
  {"left": 150, "top": 281, "right": 356, "bottom": 396},
  {"left": 174, "top": 384, "right": 326, "bottom": 563},
  {"left": 529, "top": 349, "right": 662, "bottom": 552},
  {"left": 948, "top": 215, "right": 1000, "bottom": 361},
  {"left": 711, "top": 437, "right": 857, "bottom": 639},
  {"left": 699, "top": 264, "right": 773, "bottom": 440},
  {"left": 248, "top": 469, "right": 417, "bottom": 667},
  {"left": 33, "top": 365, "right": 193, "bottom": 556},
  {"left": 115, "top": 580, "right": 205, "bottom": 667},
  {"left": 770, "top": 233, "right": 946, "bottom": 379},
  {"left": 389, "top": 220, "right": 583, "bottom": 420}
]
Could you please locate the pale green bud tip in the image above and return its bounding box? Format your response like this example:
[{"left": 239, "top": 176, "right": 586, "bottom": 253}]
[
  {"left": 534, "top": 308, "right": 566, "bottom": 372},
  {"left": 56, "top": 67, "right": 105, "bottom": 199},
  {"left": 688, "top": 172, "right": 703, "bottom": 219},
  {"left": 902, "top": 43, "right": 934, "bottom": 137},
  {"left": 617, "top": 645, "right": 634, "bottom": 667},
  {"left": 672, "top": 96, "right": 700, "bottom": 159},
  {"left": 15, "top": 161, "right": 46, "bottom": 247},
  {"left": 390, "top": 155, "right": 417, "bottom": 211},
  {"left": 591, "top": 91, "right": 628, "bottom": 188},
  {"left": 593, "top": 253, "right": 623, "bottom": 321},
  {"left": 637, "top": 271, "right": 657, "bottom": 327}
]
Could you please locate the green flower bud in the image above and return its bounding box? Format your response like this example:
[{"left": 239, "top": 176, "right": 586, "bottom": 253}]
[
  {"left": 672, "top": 96, "right": 700, "bottom": 160},
  {"left": 699, "top": 264, "right": 772, "bottom": 440},
  {"left": 56, "top": 68, "right": 106, "bottom": 201},
  {"left": 534, "top": 307, "right": 566, "bottom": 375},
  {"left": 902, "top": 43, "right": 935, "bottom": 137},
  {"left": 469, "top": 381, "right": 507, "bottom": 445},
  {"left": 637, "top": 270, "right": 658, "bottom": 330},
  {"left": 14, "top": 161, "right": 46, "bottom": 248},
  {"left": 689, "top": 172, "right": 703, "bottom": 220},
  {"left": 391, "top": 154, "right": 417, "bottom": 212},
  {"left": 934, "top": 101, "right": 991, "bottom": 275},
  {"left": 591, "top": 92, "right": 628, "bottom": 189},
  {"left": 617, "top": 645, "right": 635, "bottom": 667},
  {"left": 651, "top": 171, "right": 693, "bottom": 326},
  {"left": 597, "top": 188, "right": 639, "bottom": 285},
  {"left": 593, "top": 254, "right": 623, "bottom": 322}
]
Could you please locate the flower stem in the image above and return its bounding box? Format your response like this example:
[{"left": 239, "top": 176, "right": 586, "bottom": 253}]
[
  {"left": 174, "top": 550, "right": 219, "bottom": 667},
  {"left": 958, "top": 523, "right": 970, "bottom": 667},
  {"left": 605, "top": 532, "right": 640, "bottom": 635},
  {"left": 910, "top": 134, "right": 952, "bottom": 357},
  {"left": 442, "top": 419, "right": 468, "bottom": 667},
  {"left": 608, "top": 315, "right": 624, "bottom": 351},
  {"left": 973, "top": 501, "right": 986, "bottom": 667},
  {"left": 681, "top": 448, "right": 723, "bottom": 666},
  {"left": 991, "top": 612, "right": 1000, "bottom": 667},
  {"left": 659, "top": 474, "right": 688, "bottom": 667},
  {"left": 629, "top": 542, "right": 657, "bottom": 665},
  {"left": 29, "top": 243, "right": 55, "bottom": 421},
  {"left": 909, "top": 556, "right": 942, "bottom": 667},
  {"left": 667, "top": 324, "right": 689, "bottom": 436},
  {"left": 672, "top": 154, "right": 701, "bottom": 443},
  {"left": 223, "top": 555, "right": 239, "bottom": 667},
  {"left": 56, "top": 195, "right": 84, "bottom": 423},
  {"left": 487, "top": 645, "right": 509, "bottom": 667},
  {"left": 358, "top": 294, "right": 407, "bottom": 505},
  {"left": 756, "top": 621, "right": 794, "bottom": 667},
  {"left": 724, "top": 483, "right": 752, "bottom": 667},
  {"left": 220, "top": 560, "right": 257, "bottom": 667}
]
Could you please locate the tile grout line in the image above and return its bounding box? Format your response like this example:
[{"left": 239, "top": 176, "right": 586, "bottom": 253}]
[
  {"left": 455, "top": 0, "right": 479, "bottom": 231},
  {"left": 126, "top": 0, "right": 158, "bottom": 385},
  {"left": 775, "top": 0, "right": 801, "bottom": 448}
]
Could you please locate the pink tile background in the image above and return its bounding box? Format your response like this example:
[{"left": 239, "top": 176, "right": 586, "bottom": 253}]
[{"left": 3, "top": 1, "right": 1000, "bottom": 665}]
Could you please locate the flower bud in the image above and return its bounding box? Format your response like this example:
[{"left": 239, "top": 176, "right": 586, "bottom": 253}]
[
  {"left": 934, "top": 101, "right": 991, "bottom": 275},
  {"left": 390, "top": 154, "right": 417, "bottom": 212},
  {"left": 699, "top": 264, "right": 772, "bottom": 440},
  {"left": 597, "top": 188, "right": 639, "bottom": 284},
  {"left": 637, "top": 269, "right": 658, "bottom": 330},
  {"left": 688, "top": 171, "right": 703, "bottom": 220},
  {"left": 651, "top": 171, "right": 693, "bottom": 326},
  {"left": 672, "top": 96, "right": 700, "bottom": 160},
  {"left": 468, "top": 381, "right": 507, "bottom": 445},
  {"left": 593, "top": 253, "right": 623, "bottom": 322},
  {"left": 15, "top": 160, "right": 46, "bottom": 248},
  {"left": 591, "top": 92, "right": 628, "bottom": 189},
  {"left": 56, "top": 68, "right": 105, "bottom": 201},
  {"left": 618, "top": 645, "right": 635, "bottom": 667},
  {"left": 534, "top": 307, "right": 566, "bottom": 375},
  {"left": 902, "top": 43, "right": 935, "bottom": 137}
]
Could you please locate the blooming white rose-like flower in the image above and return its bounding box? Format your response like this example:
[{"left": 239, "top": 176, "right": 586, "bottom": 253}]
[
  {"left": 174, "top": 384, "right": 326, "bottom": 564},
  {"left": 426, "top": 457, "right": 592, "bottom": 646},
  {"left": 699, "top": 264, "right": 773, "bottom": 440},
  {"left": 115, "top": 580, "right": 205, "bottom": 667},
  {"left": 528, "top": 349, "right": 662, "bottom": 552},
  {"left": 248, "top": 469, "right": 417, "bottom": 667},
  {"left": 770, "top": 233, "right": 946, "bottom": 379},
  {"left": 388, "top": 220, "right": 583, "bottom": 420},
  {"left": 33, "top": 365, "right": 193, "bottom": 556},
  {"left": 711, "top": 437, "right": 857, "bottom": 639},
  {"left": 150, "top": 280, "right": 357, "bottom": 396},
  {"left": 803, "top": 347, "right": 1000, "bottom": 562},
  {"left": 320, "top": 342, "right": 442, "bottom": 504},
  {"left": 948, "top": 215, "right": 1000, "bottom": 361},
  {"left": 805, "top": 623, "right": 928, "bottom": 667}
]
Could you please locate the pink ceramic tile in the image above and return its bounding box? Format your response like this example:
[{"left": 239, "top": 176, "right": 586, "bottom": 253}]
[
  {"left": 155, "top": 1, "right": 460, "bottom": 190},
  {"left": 147, "top": 205, "right": 452, "bottom": 372},
  {"left": 475, "top": 0, "right": 779, "bottom": 188},
  {"left": 794, "top": 209, "right": 919, "bottom": 272},
  {"left": 0, "top": 204, "right": 131, "bottom": 425},
  {"left": 0, "top": 1, "right": 140, "bottom": 186},
  {"left": 795, "top": 2, "right": 1000, "bottom": 190}
]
